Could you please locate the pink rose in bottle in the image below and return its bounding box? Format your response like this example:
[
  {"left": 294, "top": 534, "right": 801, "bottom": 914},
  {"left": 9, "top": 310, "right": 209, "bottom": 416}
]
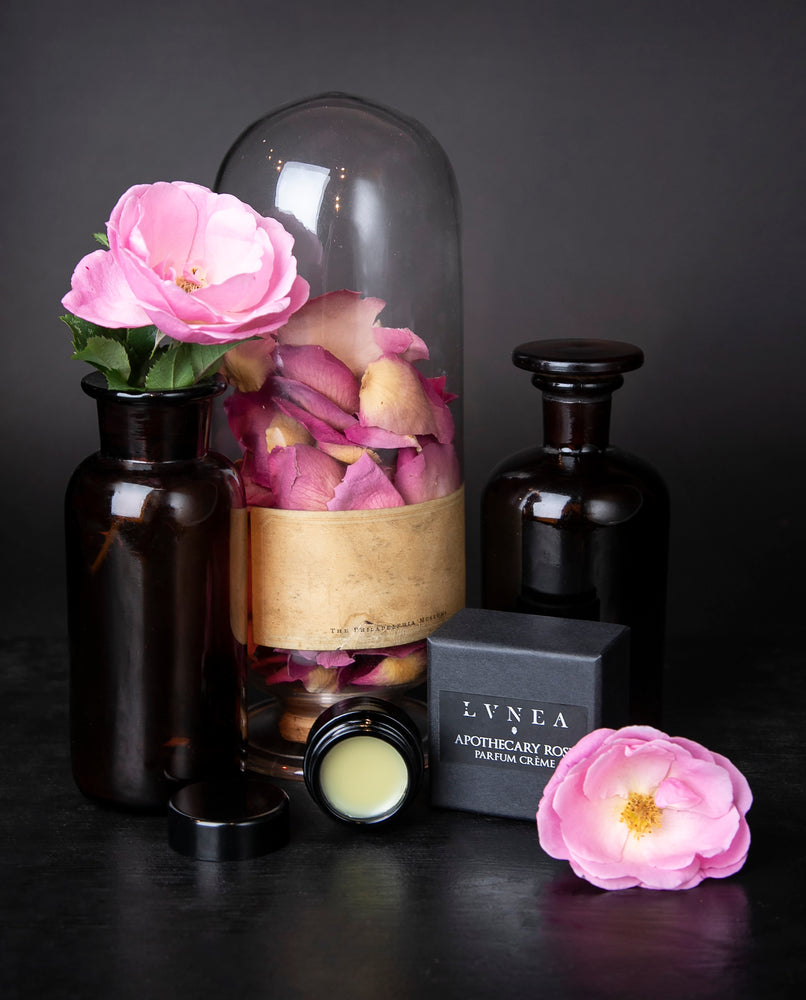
[{"left": 63, "top": 181, "right": 309, "bottom": 345}]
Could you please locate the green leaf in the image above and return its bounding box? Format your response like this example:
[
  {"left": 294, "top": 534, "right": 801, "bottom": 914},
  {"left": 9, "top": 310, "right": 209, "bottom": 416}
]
[
  {"left": 144, "top": 341, "right": 244, "bottom": 390},
  {"left": 103, "top": 326, "right": 128, "bottom": 346},
  {"left": 102, "top": 369, "right": 137, "bottom": 391},
  {"left": 93, "top": 232, "right": 110, "bottom": 248},
  {"left": 71, "top": 335, "right": 131, "bottom": 387},
  {"left": 61, "top": 313, "right": 105, "bottom": 353},
  {"left": 62, "top": 310, "right": 254, "bottom": 390},
  {"left": 144, "top": 343, "right": 196, "bottom": 390},
  {"left": 124, "top": 325, "right": 160, "bottom": 385},
  {"left": 72, "top": 335, "right": 130, "bottom": 373},
  {"left": 188, "top": 342, "right": 242, "bottom": 381}
]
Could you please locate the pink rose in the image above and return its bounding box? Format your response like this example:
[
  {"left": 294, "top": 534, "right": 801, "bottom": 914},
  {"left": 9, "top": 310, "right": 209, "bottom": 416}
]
[
  {"left": 536, "top": 726, "right": 752, "bottom": 891},
  {"left": 62, "top": 181, "right": 309, "bottom": 345}
]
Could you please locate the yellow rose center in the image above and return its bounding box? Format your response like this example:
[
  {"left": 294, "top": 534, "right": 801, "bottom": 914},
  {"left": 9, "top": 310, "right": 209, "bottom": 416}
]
[
  {"left": 619, "top": 791, "right": 663, "bottom": 837},
  {"left": 176, "top": 267, "right": 207, "bottom": 294}
]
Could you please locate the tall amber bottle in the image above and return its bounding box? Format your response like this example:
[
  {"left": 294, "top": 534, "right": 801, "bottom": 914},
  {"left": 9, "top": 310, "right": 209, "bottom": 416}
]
[
  {"left": 482, "top": 340, "right": 669, "bottom": 725},
  {"left": 65, "top": 374, "right": 247, "bottom": 810}
]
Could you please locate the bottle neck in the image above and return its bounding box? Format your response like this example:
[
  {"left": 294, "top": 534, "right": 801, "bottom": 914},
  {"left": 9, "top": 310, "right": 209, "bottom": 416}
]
[
  {"left": 81, "top": 373, "right": 224, "bottom": 463},
  {"left": 95, "top": 396, "right": 213, "bottom": 462},
  {"left": 536, "top": 375, "right": 621, "bottom": 452}
]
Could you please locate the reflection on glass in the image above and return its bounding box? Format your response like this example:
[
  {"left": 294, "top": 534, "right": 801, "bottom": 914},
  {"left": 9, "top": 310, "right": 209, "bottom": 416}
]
[
  {"left": 276, "top": 161, "right": 331, "bottom": 233},
  {"left": 110, "top": 482, "right": 151, "bottom": 518},
  {"left": 352, "top": 177, "right": 388, "bottom": 293}
]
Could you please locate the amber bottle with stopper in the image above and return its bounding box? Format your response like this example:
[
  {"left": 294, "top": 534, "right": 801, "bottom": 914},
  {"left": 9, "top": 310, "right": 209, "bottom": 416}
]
[{"left": 482, "top": 339, "right": 669, "bottom": 725}]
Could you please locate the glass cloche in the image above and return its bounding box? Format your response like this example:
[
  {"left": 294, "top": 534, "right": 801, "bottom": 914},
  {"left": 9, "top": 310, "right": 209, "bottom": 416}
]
[{"left": 216, "top": 93, "right": 464, "bottom": 777}]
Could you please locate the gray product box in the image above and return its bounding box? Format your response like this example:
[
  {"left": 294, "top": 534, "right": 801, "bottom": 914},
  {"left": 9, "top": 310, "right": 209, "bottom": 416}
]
[{"left": 427, "top": 608, "right": 630, "bottom": 821}]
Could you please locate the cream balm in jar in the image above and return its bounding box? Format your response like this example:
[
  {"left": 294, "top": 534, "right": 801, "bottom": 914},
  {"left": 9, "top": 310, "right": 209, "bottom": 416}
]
[{"left": 303, "top": 697, "right": 424, "bottom": 824}]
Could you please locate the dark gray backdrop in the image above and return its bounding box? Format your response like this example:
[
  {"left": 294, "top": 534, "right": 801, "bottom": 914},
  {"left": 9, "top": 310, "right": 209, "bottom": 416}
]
[{"left": 2, "top": 0, "right": 804, "bottom": 643}]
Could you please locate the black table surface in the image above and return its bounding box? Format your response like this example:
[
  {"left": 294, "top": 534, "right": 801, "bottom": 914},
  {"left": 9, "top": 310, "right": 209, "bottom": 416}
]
[{"left": 3, "top": 631, "right": 804, "bottom": 1000}]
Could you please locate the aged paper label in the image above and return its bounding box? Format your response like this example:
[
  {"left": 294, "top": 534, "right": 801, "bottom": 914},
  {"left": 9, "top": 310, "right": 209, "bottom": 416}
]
[{"left": 250, "top": 487, "right": 465, "bottom": 650}]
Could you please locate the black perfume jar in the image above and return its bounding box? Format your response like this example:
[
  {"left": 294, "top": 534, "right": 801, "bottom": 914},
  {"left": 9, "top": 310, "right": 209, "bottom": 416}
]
[{"left": 303, "top": 697, "right": 424, "bottom": 824}]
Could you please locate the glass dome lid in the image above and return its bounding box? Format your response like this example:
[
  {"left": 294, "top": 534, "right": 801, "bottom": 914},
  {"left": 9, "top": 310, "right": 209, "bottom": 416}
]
[
  {"left": 214, "top": 94, "right": 465, "bottom": 777},
  {"left": 215, "top": 91, "right": 462, "bottom": 384}
]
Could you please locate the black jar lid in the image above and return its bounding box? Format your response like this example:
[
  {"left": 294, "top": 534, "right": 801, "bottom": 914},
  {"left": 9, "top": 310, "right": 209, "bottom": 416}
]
[
  {"left": 168, "top": 775, "right": 290, "bottom": 861},
  {"left": 513, "top": 339, "right": 644, "bottom": 377},
  {"left": 303, "top": 696, "right": 424, "bottom": 825}
]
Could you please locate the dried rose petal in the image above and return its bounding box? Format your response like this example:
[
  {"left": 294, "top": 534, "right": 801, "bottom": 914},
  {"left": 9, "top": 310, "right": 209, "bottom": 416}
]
[
  {"left": 263, "top": 649, "right": 356, "bottom": 690},
  {"left": 239, "top": 452, "right": 275, "bottom": 506},
  {"left": 318, "top": 441, "right": 380, "bottom": 465},
  {"left": 285, "top": 652, "right": 319, "bottom": 682},
  {"left": 264, "top": 443, "right": 345, "bottom": 510},
  {"left": 224, "top": 385, "right": 276, "bottom": 454},
  {"left": 257, "top": 662, "right": 294, "bottom": 686},
  {"left": 395, "top": 441, "right": 461, "bottom": 504},
  {"left": 271, "top": 375, "right": 357, "bottom": 431},
  {"left": 243, "top": 479, "right": 275, "bottom": 507},
  {"left": 344, "top": 423, "right": 420, "bottom": 451},
  {"left": 270, "top": 400, "right": 383, "bottom": 468},
  {"left": 261, "top": 659, "right": 342, "bottom": 693},
  {"left": 265, "top": 410, "right": 314, "bottom": 451},
  {"left": 415, "top": 372, "right": 455, "bottom": 444},
  {"left": 342, "top": 644, "right": 427, "bottom": 687},
  {"left": 275, "top": 343, "right": 360, "bottom": 413},
  {"left": 358, "top": 355, "right": 443, "bottom": 437},
  {"left": 373, "top": 325, "right": 429, "bottom": 362},
  {"left": 300, "top": 667, "right": 342, "bottom": 693},
  {"left": 277, "top": 289, "right": 431, "bottom": 376},
  {"left": 423, "top": 373, "right": 458, "bottom": 406},
  {"left": 327, "top": 452, "right": 405, "bottom": 511},
  {"left": 220, "top": 337, "right": 277, "bottom": 393},
  {"left": 277, "top": 290, "right": 389, "bottom": 376},
  {"left": 274, "top": 397, "right": 355, "bottom": 447},
  {"left": 314, "top": 650, "right": 356, "bottom": 669},
  {"left": 285, "top": 650, "right": 355, "bottom": 675}
]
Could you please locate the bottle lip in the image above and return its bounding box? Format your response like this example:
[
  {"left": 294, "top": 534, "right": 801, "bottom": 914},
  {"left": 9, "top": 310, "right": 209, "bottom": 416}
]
[
  {"left": 81, "top": 371, "right": 226, "bottom": 404},
  {"left": 303, "top": 696, "right": 424, "bottom": 825},
  {"left": 513, "top": 339, "right": 644, "bottom": 378}
]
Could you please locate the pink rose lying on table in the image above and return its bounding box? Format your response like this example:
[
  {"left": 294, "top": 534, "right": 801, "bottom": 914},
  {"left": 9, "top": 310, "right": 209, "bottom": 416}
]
[
  {"left": 224, "top": 289, "right": 461, "bottom": 692},
  {"left": 537, "top": 726, "right": 752, "bottom": 891}
]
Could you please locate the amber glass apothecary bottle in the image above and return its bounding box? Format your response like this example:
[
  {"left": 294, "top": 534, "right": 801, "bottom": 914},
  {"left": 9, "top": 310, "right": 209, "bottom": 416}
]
[
  {"left": 216, "top": 93, "right": 464, "bottom": 776},
  {"left": 65, "top": 374, "right": 247, "bottom": 810},
  {"left": 482, "top": 340, "right": 669, "bottom": 726}
]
